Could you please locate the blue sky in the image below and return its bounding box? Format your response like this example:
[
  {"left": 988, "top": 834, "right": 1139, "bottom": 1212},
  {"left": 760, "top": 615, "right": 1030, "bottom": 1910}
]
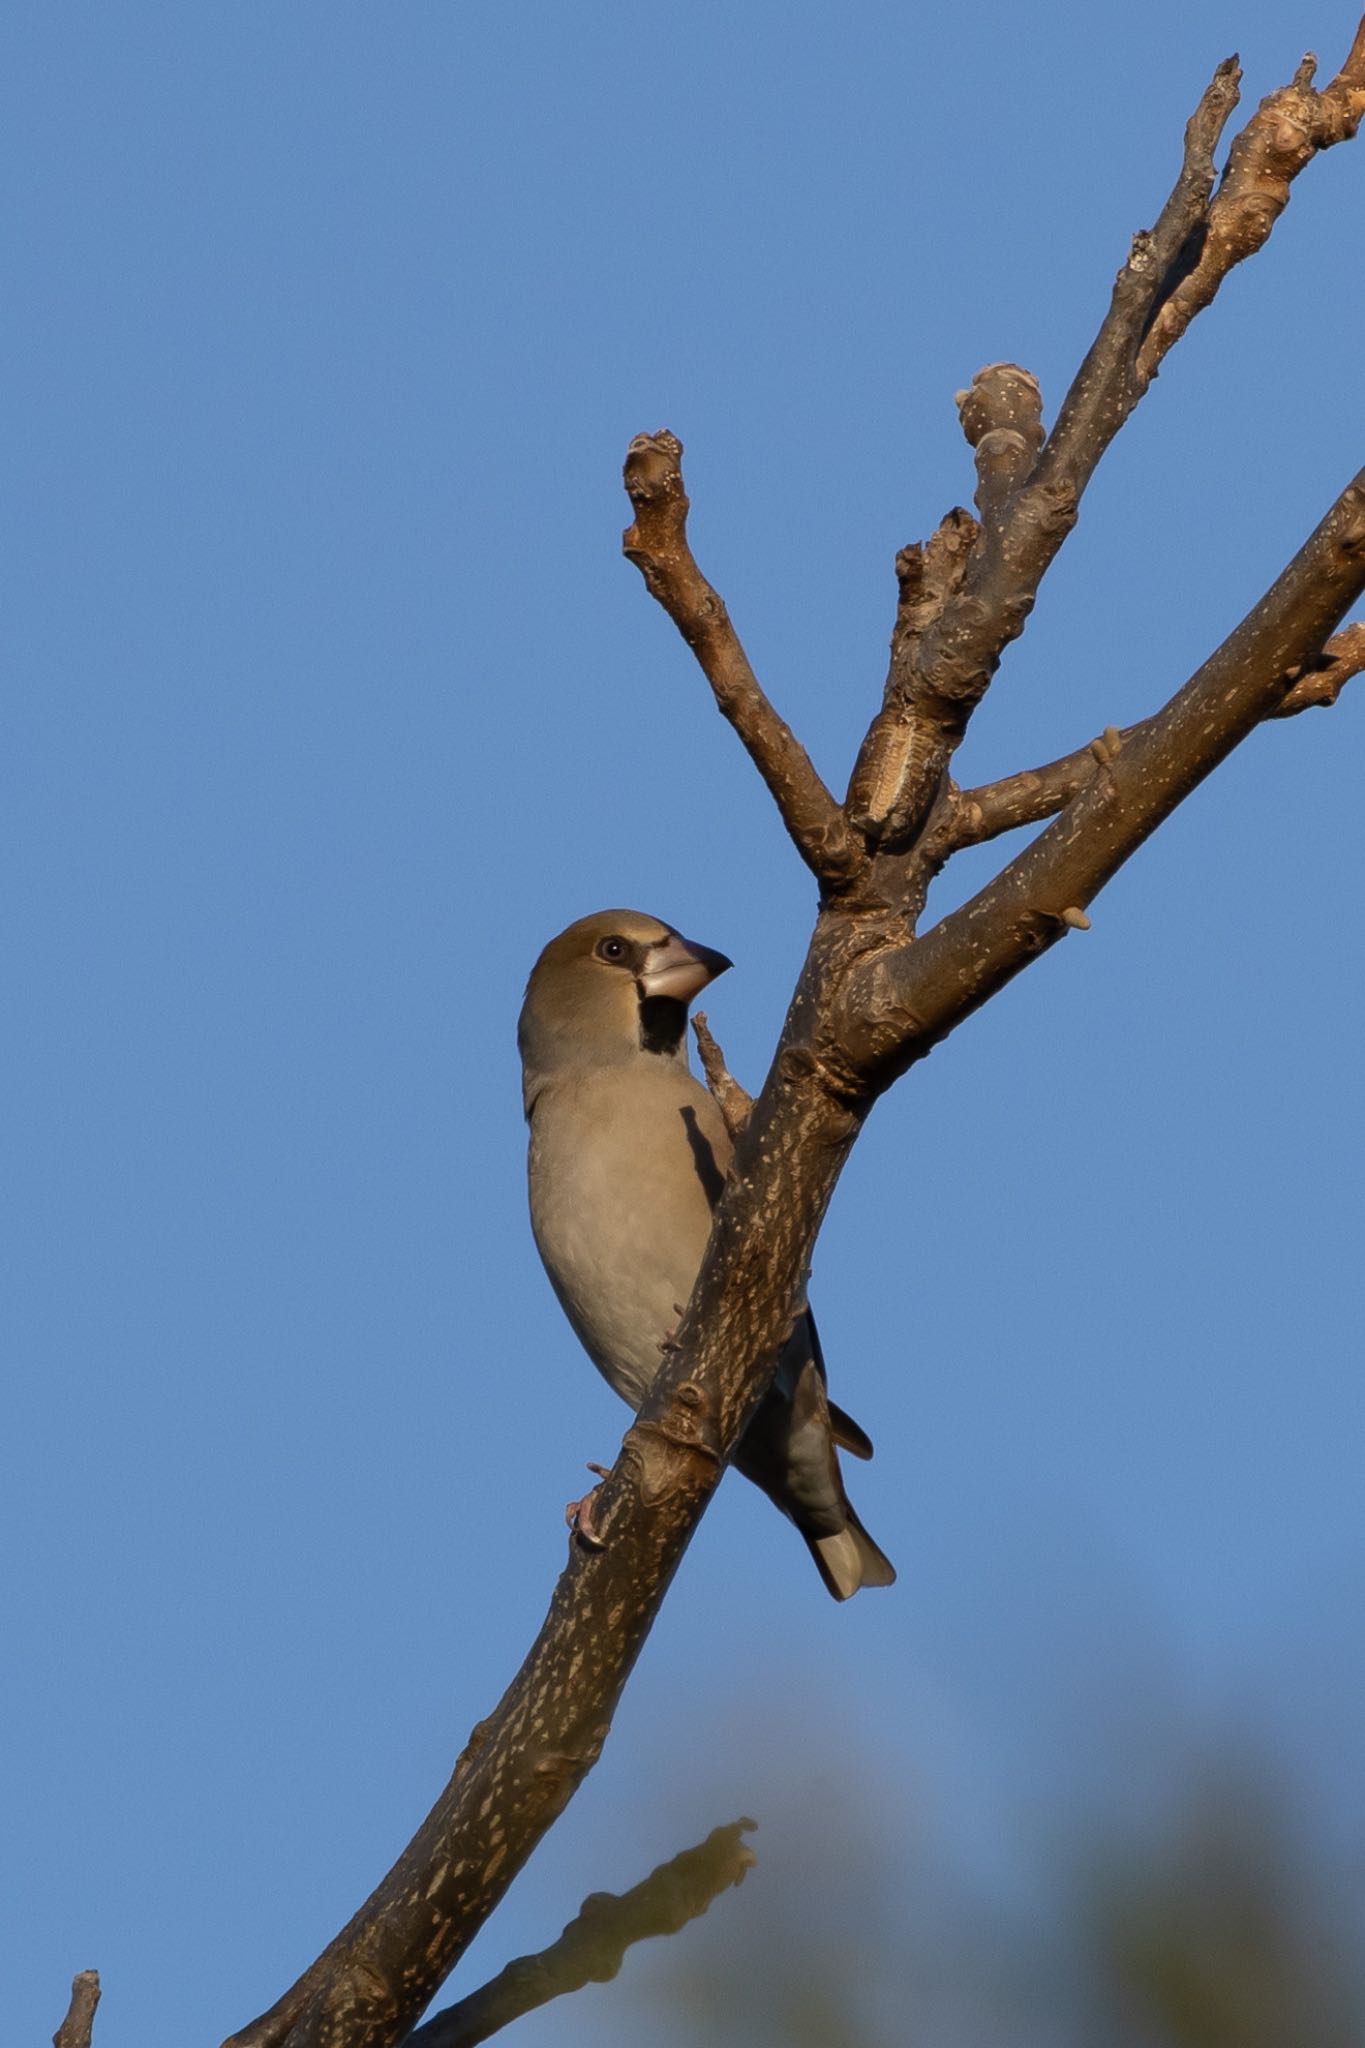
[{"left": 5, "top": 4, "right": 1362, "bottom": 2043}]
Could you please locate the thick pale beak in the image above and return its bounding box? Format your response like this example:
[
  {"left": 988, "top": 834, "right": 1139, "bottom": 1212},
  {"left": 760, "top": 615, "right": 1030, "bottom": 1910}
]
[{"left": 639, "top": 931, "right": 732, "bottom": 1003}]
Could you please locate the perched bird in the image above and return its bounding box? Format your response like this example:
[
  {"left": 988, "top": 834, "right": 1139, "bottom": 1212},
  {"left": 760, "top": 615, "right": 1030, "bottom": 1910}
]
[{"left": 518, "top": 908, "right": 895, "bottom": 1600}]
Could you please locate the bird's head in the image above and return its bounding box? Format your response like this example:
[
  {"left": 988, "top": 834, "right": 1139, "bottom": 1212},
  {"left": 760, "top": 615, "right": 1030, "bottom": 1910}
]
[{"left": 518, "top": 909, "right": 731, "bottom": 1109}]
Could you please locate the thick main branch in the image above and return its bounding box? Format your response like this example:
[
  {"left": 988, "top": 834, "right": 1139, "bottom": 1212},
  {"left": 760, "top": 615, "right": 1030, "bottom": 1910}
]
[{"left": 226, "top": 997, "right": 866, "bottom": 2048}]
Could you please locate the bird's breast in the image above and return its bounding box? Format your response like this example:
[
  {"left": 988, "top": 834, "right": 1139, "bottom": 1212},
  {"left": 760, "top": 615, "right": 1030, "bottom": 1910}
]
[{"left": 526, "top": 1068, "right": 729, "bottom": 1408}]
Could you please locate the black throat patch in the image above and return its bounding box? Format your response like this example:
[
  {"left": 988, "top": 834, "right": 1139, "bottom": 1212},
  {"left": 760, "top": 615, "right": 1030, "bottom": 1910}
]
[{"left": 638, "top": 994, "right": 687, "bottom": 1056}]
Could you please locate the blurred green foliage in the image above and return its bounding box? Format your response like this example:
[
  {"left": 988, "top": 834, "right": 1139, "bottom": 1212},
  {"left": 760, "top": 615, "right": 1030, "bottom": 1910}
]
[{"left": 605, "top": 1745, "right": 1364, "bottom": 2047}]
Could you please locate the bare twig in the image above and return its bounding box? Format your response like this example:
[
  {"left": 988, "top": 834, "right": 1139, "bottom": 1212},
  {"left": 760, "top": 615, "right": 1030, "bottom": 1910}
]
[
  {"left": 939, "top": 619, "right": 1365, "bottom": 852},
  {"left": 405, "top": 1821, "right": 756, "bottom": 2048},
  {"left": 1039, "top": 58, "right": 1242, "bottom": 479},
  {"left": 692, "top": 1012, "right": 754, "bottom": 1140},
  {"left": 944, "top": 723, "right": 1137, "bottom": 847},
  {"left": 1270, "top": 618, "right": 1365, "bottom": 715},
  {"left": 621, "top": 432, "right": 862, "bottom": 890},
  {"left": 1137, "top": 21, "right": 1365, "bottom": 379},
  {"left": 54, "top": 1972, "right": 100, "bottom": 2048}
]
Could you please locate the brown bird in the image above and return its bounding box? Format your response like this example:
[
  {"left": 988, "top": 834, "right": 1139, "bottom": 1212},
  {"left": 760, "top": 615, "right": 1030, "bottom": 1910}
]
[{"left": 518, "top": 908, "right": 895, "bottom": 1599}]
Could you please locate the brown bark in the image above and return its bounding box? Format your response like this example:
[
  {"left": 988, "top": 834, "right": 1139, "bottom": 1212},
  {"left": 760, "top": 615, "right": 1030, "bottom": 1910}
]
[{"left": 1137, "top": 23, "right": 1365, "bottom": 379}]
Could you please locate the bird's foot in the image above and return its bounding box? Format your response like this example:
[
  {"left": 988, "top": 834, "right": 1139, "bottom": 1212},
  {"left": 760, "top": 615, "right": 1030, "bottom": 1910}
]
[
  {"left": 565, "top": 1462, "right": 612, "bottom": 1549},
  {"left": 658, "top": 1302, "right": 689, "bottom": 1357}
]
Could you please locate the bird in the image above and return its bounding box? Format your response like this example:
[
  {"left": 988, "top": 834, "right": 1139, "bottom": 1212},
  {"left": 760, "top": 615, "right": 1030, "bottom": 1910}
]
[{"left": 518, "top": 907, "right": 895, "bottom": 1600}]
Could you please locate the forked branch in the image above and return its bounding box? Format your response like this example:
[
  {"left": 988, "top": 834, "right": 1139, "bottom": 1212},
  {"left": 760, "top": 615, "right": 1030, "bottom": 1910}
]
[
  {"left": 1137, "top": 22, "right": 1365, "bottom": 378},
  {"left": 842, "top": 21, "right": 1363, "bottom": 866},
  {"left": 838, "top": 473, "right": 1365, "bottom": 1076}
]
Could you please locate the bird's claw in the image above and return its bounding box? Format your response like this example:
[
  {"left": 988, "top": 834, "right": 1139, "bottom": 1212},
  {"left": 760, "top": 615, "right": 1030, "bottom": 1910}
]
[
  {"left": 658, "top": 1304, "right": 688, "bottom": 1356},
  {"left": 565, "top": 1462, "right": 612, "bottom": 1549}
]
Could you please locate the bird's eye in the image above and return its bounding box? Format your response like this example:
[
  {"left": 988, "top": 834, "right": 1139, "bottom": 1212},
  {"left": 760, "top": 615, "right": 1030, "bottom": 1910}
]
[{"left": 596, "top": 936, "right": 628, "bottom": 963}]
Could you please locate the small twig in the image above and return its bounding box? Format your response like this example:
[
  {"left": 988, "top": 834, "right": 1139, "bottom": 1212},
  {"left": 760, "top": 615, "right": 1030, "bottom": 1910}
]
[
  {"left": 1040, "top": 56, "right": 1242, "bottom": 480},
  {"left": 949, "top": 728, "right": 1138, "bottom": 847},
  {"left": 405, "top": 1821, "right": 757, "bottom": 2048},
  {"left": 942, "top": 619, "right": 1365, "bottom": 851},
  {"left": 1137, "top": 20, "right": 1365, "bottom": 380},
  {"left": 692, "top": 1013, "right": 754, "bottom": 1141},
  {"left": 54, "top": 1972, "right": 101, "bottom": 2048},
  {"left": 1270, "top": 617, "right": 1365, "bottom": 714},
  {"left": 621, "top": 432, "right": 862, "bottom": 890}
]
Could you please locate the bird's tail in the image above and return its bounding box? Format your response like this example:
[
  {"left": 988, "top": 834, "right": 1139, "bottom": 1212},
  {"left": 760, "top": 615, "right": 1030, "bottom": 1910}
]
[{"left": 805, "top": 1504, "right": 897, "bottom": 1602}]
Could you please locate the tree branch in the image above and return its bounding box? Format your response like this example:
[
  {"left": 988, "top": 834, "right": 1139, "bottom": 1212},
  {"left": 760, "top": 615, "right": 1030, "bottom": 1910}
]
[
  {"left": 53, "top": 1972, "right": 100, "bottom": 2048},
  {"left": 692, "top": 1011, "right": 754, "bottom": 1141},
  {"left": 621, "top": 431, "right": 863, "bottom": 890},
  {"left": 843, "top": 24, "right": 1363, "bottom": 866},
  {"left": 1036, "top": 57, "right": 1242, "bottom": 480},
  {"left": 1270, "top": 617, "right": 1365, "bottom": 715},
  {"left": 950, "top": 726, "right": 1130, "bottom": 849},
  {"left": 841, "top": 59, "right": 1246, "bottom": 856},
  {"left": 838, "top": 472, "right": 1365, "bottom": 1078},
  {"left": 1137, "top": 21, "right": 1365, "bottom": 380},
  {"left": 404, "top": 1820, "right": 756, "bottom": 2048},
  {"left": 942, "top": 620, "right": 1365, "bottom": 850}
]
